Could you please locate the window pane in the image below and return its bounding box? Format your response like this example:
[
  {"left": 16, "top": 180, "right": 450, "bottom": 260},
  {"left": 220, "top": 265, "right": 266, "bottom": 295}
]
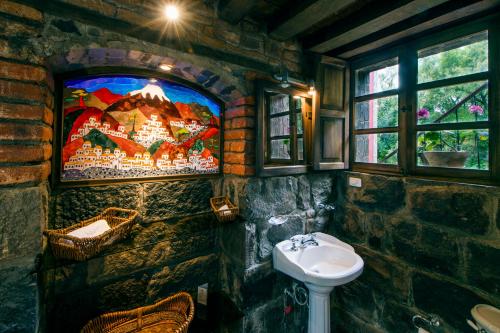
[
  {"left": 355, "top": 58, "right": 399, "bottom": 97},
  {"left": 418, "top": 31, "right": 488, "bottom": 84},
  {"left": 270, "top": 115, "right": 290, "bottom": 137},
  {"left": 270, "top": 94, "right": 289, "bottom": 115},
  {"left": 270, "top": 139, "right": 290, "bottom": 160},
  {"left": 417, "top": 129, "right": 489, "bottom": 170},
  {"left": 355, "top": 95, "right": 398, "bottom": 129},
  {"left": 298, "top": 137, "right": 304, "bottom": 161},
  {"left": 355, "top": 133, "right": 398, "bottom": 164},
  {"left": 293, "top": 96, "right": 302, "bottom": 110},
  {"left": 296, "top": 112, "right": 303, "bottom": 135},
  {"left": 417, "top": 81, "right": 488, "bottom": 124}
]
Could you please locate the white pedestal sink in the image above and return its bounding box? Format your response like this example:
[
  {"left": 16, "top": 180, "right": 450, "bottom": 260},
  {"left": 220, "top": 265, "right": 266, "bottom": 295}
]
[{"left": 273, "top": 232, "right": 364, "bottom": 333}]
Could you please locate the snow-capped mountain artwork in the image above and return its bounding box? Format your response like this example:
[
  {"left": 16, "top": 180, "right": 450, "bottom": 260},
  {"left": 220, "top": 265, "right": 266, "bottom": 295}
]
[
  {"left": 129, "top": 84, "right": 171, "bottom": 102},
  {"left": 60, "top": 74, "right": 221, "bottom": 182}
]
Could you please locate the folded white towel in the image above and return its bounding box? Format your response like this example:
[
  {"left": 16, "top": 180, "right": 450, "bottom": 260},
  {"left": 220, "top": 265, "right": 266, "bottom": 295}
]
[
  {"left": 68, "top": 219, "right": 111, "bottom": 239},
  {"left": 218, "top": 204, "right": 231, "bottom": 215}
]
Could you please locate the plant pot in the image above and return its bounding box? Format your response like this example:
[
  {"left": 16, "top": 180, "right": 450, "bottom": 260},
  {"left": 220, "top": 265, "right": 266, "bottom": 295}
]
[{"left": 422, "top": 151, "right": 469, "bottom": 168}]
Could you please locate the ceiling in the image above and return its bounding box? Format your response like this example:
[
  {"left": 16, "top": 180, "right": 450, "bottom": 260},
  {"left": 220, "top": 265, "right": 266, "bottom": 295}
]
[{"left": 217, "top": 0, "right": 500, "bottom": 59}]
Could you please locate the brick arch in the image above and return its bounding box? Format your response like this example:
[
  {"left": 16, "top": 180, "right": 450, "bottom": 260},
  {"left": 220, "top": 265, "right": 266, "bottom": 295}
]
[
  {"left": 46, "top": 47, "right": 256, "bottom": 176},
  {"left": 46, "top": 47, "right": 247, "bottom": 103}
]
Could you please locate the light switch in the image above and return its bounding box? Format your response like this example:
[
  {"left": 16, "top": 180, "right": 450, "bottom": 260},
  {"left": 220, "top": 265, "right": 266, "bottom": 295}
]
[{"left": 348, "top": 177, "right": 362, "bottom": 188}]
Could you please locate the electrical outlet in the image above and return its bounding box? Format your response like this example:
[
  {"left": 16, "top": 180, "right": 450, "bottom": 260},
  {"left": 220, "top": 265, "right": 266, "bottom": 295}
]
[
  {"left": 197, "top": 283, "right": 208, "bottom": 305},
  {"left": 348, "top": 177, "right": 362, "bottom": 188}
]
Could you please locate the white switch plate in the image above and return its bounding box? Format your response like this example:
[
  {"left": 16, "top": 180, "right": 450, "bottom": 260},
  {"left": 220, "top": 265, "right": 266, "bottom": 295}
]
[
  {"left": 197, "top": 283, "right": 208, "bottom": 305},
  {"left": 348, "top": 177, "right": 362, "bottom": 188}
]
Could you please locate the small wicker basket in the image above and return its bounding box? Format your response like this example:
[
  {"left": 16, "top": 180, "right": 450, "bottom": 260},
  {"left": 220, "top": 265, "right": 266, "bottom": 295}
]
[
  {"left": 210, "top": 196, "right": 239, "bottom": 222},
  {"left": 81, "top": 292, "right": 195, "bottom": 333},
  {"left": 44, "top": 207, "right": 139, "bottom": 261}
]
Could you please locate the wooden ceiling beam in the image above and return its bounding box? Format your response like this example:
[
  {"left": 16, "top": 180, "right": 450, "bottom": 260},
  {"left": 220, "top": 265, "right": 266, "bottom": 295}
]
[
  {"left": 217, "top": 0, "right": 256, "bottom": 24},
  {"left": 269, "top": 0, "right": 359, "bottom": 41},
  {"left": 306, "top": 0, "right": 451, "bottom": 53},
  {"left": 332, "top": 0, "right": 500, "bottom": 58}
]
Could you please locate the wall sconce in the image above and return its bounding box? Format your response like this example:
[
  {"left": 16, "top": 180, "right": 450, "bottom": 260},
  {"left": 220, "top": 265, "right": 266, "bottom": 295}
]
[{"left": 273, "top": 66, "right": 290, "bottom": 88}]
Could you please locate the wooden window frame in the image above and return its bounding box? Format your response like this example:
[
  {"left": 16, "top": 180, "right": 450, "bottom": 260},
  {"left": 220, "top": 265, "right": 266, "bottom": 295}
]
[
  {"left": 349, "top": 16, "right": 500, "bottom": 184},
  {"left": 256, "top": 80, "right": 312, "bottom": 177}
]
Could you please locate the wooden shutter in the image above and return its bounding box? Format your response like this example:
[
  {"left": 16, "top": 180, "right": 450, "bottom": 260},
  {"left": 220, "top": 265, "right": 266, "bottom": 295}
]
[{"left": 313, "top": 56, "right": 350, "bottom": 170}]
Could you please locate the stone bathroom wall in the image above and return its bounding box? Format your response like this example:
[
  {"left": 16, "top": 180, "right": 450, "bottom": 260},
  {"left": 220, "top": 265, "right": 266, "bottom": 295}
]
[
  {"left": 43, "top": 180, "right": 219, "bottom": 332},
  {"left": 0, "top": 1, "right": 305, "bottom": 332},
  {"left": 218, "top": 173, "right": 337, "bottom": 333},
  {"left": 330, "top": 172, "right": 500, "bottom": 332}
]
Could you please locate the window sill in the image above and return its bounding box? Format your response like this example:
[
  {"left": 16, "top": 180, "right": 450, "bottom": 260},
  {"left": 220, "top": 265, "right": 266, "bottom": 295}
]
[
  {"left": 351, "top": 165, "right": 499, "bottom": 187},
  {"left": 258, "top": 165, "right": 308, "bottom": 177}
]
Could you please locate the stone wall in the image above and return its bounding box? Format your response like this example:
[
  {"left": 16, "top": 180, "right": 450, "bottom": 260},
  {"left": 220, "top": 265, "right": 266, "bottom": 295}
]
[
  {"left": 0, "top": 0, "right": 304, "bottom": 332},
  {"left": 0, "top": 2, "right": 52, "bottom": 332},
  {"left": 218, "top": 174, "right": 336, "bottom": 332},
  {"left": 330, "top": 172, "right": 500, "bottom": 332},
  {"left": 43, "top": 180, "right": 219, "bottom": 332}
]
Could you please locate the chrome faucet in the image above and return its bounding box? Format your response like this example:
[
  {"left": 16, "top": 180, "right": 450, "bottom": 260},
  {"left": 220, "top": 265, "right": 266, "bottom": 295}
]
[{"left": 290, "top": 234, "right": 319, "bottom": 251}]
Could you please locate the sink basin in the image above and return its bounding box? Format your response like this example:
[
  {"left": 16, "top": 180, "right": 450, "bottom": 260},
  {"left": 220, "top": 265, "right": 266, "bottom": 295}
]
[
  {"left": 273, "top": 232, "right": 364, "bottom": 287},
  {"left": 273, "top": 232, "right": 364, "bottom": 333}
]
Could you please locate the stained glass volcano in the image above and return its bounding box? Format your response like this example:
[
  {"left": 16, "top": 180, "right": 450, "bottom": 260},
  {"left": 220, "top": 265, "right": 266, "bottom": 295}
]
[{"left": 61, "top": 75, "right": 221, "bottom": 181}]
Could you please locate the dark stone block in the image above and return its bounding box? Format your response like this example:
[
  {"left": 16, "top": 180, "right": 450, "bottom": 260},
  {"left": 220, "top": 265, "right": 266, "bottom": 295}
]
[
  {"left": 333, "top": 279, "right": 378, "bottom": 323},
  {"left": 240, "top": 272, "right": 276, "bottom": 310},
  {"left": 0, "top": 186, "right": 46, "bottom": 259},
  {"left": 52, "top": 184, "right": 142, "bottom": 228},
  {"left": 239, "top": 34, "right": 263, "bottom": 51},
  {"left": 142, "top": 180, "right": 213, "bottom": 221},
  {"left": 333, "top": 205, "right": 366, "bottom": 244},
  {"left": 245, "top": 177, "right": 298, "bottom": 219},
  {"left": 51, "top": 19, "right": 81, "bottom": 35},
  {"left": 146, "top": 254, "right": 218, "bottom": 303},
  {"left": 0, "top": 258, "right": 38, "bottom": 333},
  {"left": 380, "top": 301, "right": 415, "bottom": 333},
  {"left": 392, "top": 226, "right": 460, "bottom": 278},
  {"left": 467, "top": 241, "right": 500, "bottom": 295},
  {"left": 267, "top": 215, "right": 303, "bottom": 245},
  {"left": 355, "top": 247, "right": 410, "bottom": 303},
  {"left": 410, "top": 189, "right": 490, "bottom": 235},
  {"left": 348, "top": 174, "right": 405, "bottom": 213},
  {"left": 392, "top": 220, "right": 418, "bottom": 241},
  {"left": 413, "top": 272, "right": 489, "bottom": 331},
  {"left": 366, "top": 214, "right": 387, "bottom": 251}
]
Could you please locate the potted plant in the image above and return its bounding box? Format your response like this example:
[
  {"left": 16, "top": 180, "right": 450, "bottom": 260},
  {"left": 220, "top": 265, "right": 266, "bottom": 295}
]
[{"left": 417, "top": 107, "right": 469, "bottom": 168}]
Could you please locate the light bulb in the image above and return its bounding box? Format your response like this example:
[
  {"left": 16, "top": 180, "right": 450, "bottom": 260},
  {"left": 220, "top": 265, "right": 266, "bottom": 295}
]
[{"left": 164, "top": 4, "right": 180, "bottom": 21}]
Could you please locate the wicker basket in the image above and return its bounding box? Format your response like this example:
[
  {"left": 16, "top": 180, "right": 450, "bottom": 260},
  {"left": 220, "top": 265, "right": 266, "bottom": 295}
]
[
  {"left": 44, "top": 207, "right": 139, "bottom": 261},
  {"left": 210, "top": 196, "right": 239, "bottom": 222},
  {"left": 81, "top": 292, "right": 194, "bottom": 333}
]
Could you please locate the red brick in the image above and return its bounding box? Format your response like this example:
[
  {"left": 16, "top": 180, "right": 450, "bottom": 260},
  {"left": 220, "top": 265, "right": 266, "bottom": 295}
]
[
  {"left": 223, "top": 163, "right": 232, "bottom": 174},
  {"left": 231, "top": 117, "right": 254, "bottom": 129},
  {"left": 0, "top": 18, "right": 38, "bottom": 38},
  {"left": 0, "top": 1, "right": 43, "bottom": 22},
  {"left": 231, "top": 164, "right": 255, "bottom": 176},
  {"left": 0, "top": 144, "right": 51, "bottom": 163},
  {"left": 224, "top": 121, "right": 232, "bottom": 130},
  {"left": 224, "top": 152, "right": 253, "bottom": 164},
  {"left": 0, "top": 161, "right": 51, "bottom": 185},
  {"left": 224, "top": 129, "right": 254, "bottom": 141},
  {"left": 0, "top": 80, "right": 45, "bottom": 102},
  {"left": 226, "top": 96, "right": 255, "bottom": 108},
  {"left": 224, "top": 141, "right": 231, "bottom": 152},
  {"left": 60, "top": 0, "right": 116, "bottom": 16},
  {"left": 229, "top": 141, "right": 253, "bottom": 153},
  {"left": 0, "top": 61, "right": 46, "bottom": 82},
  {"left": 225, "top": 106, "right": 255, "bottom": 119},
  {"left": 0, "top": 123, "right": 52, "bottom": 142},
  {"left": 43, "top": 106, "right": 54, "bottom": 125},
  {"left": 0, "top": 103, "right": 48, "bottom": 123}
]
